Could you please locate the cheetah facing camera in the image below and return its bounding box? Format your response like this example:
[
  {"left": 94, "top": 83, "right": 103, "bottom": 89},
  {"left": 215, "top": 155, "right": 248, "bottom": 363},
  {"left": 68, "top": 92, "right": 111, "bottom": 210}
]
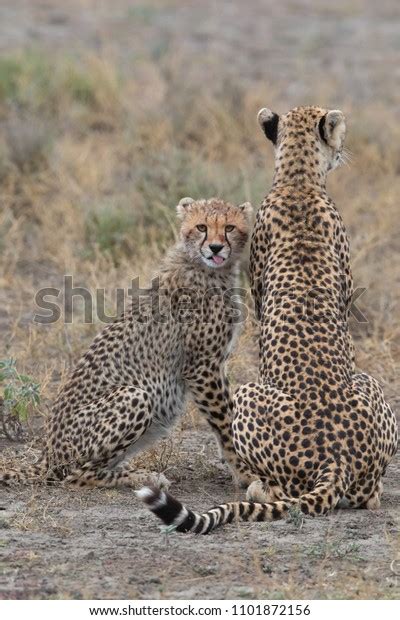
[
  {"left": 138, "top": 106, "right": 398, "bottom": 534},
  {"left": 0, "top": 198, "right": 254, "bottom": 489}
]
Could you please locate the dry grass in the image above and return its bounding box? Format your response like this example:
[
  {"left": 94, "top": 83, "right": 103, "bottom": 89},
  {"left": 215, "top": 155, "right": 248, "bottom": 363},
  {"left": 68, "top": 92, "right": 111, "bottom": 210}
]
[{"left": 0, "top": 48, "right": 398, "bottom": 415}]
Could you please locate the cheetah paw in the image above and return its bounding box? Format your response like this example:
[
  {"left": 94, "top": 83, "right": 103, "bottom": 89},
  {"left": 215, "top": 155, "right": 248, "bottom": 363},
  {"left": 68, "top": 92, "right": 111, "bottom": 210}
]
[
  {"left": 232, "top": 468, "right": 258, "bottom": 489},
  {"left": 246, "top": 479, "right": 270, "bottom": 503}
]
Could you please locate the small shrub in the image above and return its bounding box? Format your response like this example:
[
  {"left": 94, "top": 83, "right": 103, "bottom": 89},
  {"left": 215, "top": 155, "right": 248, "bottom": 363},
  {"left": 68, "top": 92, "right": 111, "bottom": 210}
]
[
  {"left": 286, "top": 505, "right": 305, "bottom": 529},
  {"left": 0, "top": 359, "right": 40, "bottom": 441},
  {"left": 0, "top": 51, "right": 54, "bottom": 111},
  {"left": 63, "top": 66, "right": 96, "bottom": 106}
]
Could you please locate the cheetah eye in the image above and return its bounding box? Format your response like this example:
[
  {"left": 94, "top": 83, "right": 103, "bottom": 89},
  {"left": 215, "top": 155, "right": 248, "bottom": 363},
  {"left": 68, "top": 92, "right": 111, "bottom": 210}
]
[
  {"left": 196, "top": 224, "right": 207, "bottom": 232},
  {"left": 225, "top": 225, "right": 235, "bottom": 232}
]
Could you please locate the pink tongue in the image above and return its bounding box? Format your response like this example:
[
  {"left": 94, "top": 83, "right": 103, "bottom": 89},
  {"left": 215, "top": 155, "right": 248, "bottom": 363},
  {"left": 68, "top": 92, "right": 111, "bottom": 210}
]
[{"left": 212, "top": 255, "right": 224, "bottom": 265}]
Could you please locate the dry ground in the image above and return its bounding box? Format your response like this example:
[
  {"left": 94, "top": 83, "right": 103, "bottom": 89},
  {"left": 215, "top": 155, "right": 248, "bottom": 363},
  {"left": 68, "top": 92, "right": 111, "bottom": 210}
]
[
  {"left": 0, "top": 0, "right": 399, "bottom": 600},
  {"left": 0, "top": 431, "right": 399, "bottom": 600}
]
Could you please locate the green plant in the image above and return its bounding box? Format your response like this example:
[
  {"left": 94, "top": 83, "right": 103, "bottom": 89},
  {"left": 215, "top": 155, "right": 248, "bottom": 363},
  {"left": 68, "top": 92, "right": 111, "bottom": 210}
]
[
  {"left": 306, "top": 541, "right": 361, "bottom": 560},
  {"left": 63, "top": 65, "right": 96, "bottom": 106},
  {"left": 0, "top": 51, "right": 53, "bottom": 110},
  {"left": 0, "top": 358, "right": 40, "bottom": 441},
  {"left": 0, "top": 57, "right": 22, "bottom": 100},
  {"left": 286, "top": 505, "right": 305, "bottom": 529}
]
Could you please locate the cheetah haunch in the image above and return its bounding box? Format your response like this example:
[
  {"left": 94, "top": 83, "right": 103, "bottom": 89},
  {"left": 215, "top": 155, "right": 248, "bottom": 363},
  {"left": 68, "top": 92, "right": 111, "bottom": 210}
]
[
  {"left": 138, "top": 106, "right": 398, "bottom": 533},
  {"left": 1, "top": 198, "right": 253, "bottom": 489}
]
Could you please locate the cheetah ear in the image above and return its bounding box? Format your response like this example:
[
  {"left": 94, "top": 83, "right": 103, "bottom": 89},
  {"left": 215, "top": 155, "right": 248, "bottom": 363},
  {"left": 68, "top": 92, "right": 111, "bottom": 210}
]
[
  {"left": 319, "top": 110, "right": 346, "bottom": 149},
  {"left": 238, "top": 202, "right": 253, "bottom": 219},
  {"left": 257, "top": 108, "right": 279, "bottom": 145},
  {"left": 176, "top": 196, "right": 194, "bottom": 218}
]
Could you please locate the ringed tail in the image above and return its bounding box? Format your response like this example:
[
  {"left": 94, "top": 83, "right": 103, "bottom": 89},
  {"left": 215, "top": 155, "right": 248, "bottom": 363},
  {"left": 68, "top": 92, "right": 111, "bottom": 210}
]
[{"left": 136, "top": 486, "right": 305, "bottom": 535}]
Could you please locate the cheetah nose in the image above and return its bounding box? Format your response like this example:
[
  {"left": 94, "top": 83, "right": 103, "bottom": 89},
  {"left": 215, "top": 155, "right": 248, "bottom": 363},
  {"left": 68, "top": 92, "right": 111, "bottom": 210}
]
[{"left": 209, "top": 243, "right": 224, "bottom": 255}]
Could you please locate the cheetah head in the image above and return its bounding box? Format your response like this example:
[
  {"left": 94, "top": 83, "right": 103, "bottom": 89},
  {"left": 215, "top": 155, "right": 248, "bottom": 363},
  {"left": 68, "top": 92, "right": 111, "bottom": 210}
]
[
  {"left": 258, "top": 105, "right": 347, "bottom": 176},
  {"left": 176, "top": 197, "right": 253, "bottom": 269}
]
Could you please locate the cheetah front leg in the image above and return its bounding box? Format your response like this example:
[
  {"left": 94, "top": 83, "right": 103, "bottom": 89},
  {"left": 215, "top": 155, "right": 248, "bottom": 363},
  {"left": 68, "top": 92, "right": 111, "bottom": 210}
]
[{"left": 186, "top": 364, "right": 255, "bottom": 487}]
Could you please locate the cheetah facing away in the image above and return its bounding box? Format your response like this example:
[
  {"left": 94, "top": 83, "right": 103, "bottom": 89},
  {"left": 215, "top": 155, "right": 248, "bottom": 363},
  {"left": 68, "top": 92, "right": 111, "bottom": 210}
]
[
  {"left": 138, "top": 106, "right": 398, "bottom": 533},
  {"left": 1, "top": 198, "right": 253, "bottom": 489}
]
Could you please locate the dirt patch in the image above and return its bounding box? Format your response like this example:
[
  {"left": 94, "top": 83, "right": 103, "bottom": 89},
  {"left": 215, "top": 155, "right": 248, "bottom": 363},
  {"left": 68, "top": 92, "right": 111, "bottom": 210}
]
[{"left": 1, "top": 424, "right": 399, "bottom": 600}]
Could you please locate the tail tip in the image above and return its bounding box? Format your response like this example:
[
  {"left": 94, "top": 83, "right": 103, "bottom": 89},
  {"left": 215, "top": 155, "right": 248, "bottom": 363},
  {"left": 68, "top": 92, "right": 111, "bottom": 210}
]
[
  {"left": 135, "top": 485, "right": 166, "bottom": 508},
  {"left": 135, "top": 486, "right": 156, "bottom": 501}
]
